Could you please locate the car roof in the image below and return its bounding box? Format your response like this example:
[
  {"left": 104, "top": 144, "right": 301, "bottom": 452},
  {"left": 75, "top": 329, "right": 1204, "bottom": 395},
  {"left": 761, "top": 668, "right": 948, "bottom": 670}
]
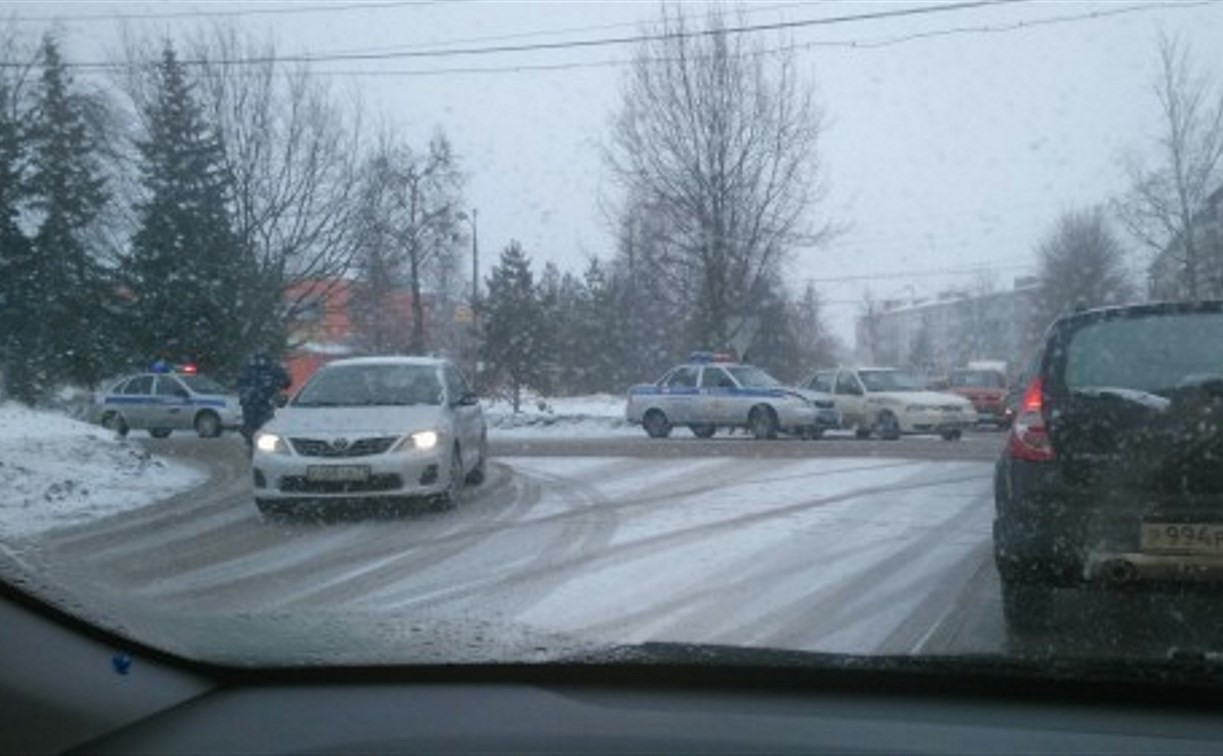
[{"left": 324, "top": 356, "right": 450, "bottom": 369}]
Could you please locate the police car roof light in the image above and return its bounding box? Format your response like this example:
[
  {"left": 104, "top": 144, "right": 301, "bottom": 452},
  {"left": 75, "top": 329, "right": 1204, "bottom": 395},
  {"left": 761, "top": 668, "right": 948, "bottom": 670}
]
[
  {"left": 181, "top": 363, "right": 198, "bottom": 375},
  {"left": 689, "top": 351, "right": 737, "bottom": 364}
]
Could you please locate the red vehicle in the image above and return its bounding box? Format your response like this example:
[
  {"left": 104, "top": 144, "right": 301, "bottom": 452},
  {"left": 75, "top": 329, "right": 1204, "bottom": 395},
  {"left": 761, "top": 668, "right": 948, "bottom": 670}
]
[{"left": 946, "top": 367, "right": 1009, "bottom": 427}]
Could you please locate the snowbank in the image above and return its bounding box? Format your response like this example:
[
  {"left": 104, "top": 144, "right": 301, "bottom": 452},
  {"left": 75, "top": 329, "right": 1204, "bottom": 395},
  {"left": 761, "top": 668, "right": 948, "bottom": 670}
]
[
  {"left": 484, "top": 392, "right": 640, "bottom": 438},
  {"left": 0, "top": 402, "right": 207, "bottom": 538}
]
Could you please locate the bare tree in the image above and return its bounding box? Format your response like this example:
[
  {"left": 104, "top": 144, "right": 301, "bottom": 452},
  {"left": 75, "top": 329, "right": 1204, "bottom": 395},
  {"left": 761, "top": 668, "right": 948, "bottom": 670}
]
[
  {"left": 606, "top": 6, "right": 835, "bottom": 349},
  {"left": 350, "top": 131, "right": 464, "bottom": 355},
  {"left": 1116, "top": 33, "right": 1223, "bottom": 301},
  {"left": 1032, "top": 207, "right": 1134, "bottom": 333},
  {"left": 183, "top": 26, "right": 365, "bottom": 349}
]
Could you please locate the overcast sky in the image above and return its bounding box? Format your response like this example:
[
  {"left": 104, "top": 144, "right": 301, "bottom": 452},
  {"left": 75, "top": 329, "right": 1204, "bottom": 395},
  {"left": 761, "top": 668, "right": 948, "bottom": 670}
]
[{"left": 9, "top": 0, "right": 1223, "bottom": 342}]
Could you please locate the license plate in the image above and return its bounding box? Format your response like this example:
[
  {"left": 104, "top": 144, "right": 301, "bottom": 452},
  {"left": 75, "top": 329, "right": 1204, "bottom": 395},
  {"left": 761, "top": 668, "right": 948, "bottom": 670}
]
[
  {"left": 306, "top": 465, "right": 370, "bottom": 483},
  {"left": 1141, "top": 523, "right": 1223, "bottom": 555}
]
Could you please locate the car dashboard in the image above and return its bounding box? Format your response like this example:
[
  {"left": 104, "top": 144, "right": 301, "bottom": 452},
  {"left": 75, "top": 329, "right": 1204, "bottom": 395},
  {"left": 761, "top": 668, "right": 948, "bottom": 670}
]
[{"left": 6, "top": 583, "right": 1223, "bottom": 754}]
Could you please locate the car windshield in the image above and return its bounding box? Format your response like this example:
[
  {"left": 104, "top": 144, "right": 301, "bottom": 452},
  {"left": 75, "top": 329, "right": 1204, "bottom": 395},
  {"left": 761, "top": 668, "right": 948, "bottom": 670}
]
[
  {"left": 950, "top": 370, "right": 1006, "bottom": 389},
  {"left": 178, "top": 374, "right": 229, "bottom": 395},
  {"left": 294, "top": 364, "right": 443, "bottom": 407},
  {"left": 5, "top": 0, "right": 1223, "bottom": 697},
  {"left": 725, "top": 365, "right": 782, "bottom": 389},
  {"left": 859, "top": 370, "right": 925, "bottom": 392}
]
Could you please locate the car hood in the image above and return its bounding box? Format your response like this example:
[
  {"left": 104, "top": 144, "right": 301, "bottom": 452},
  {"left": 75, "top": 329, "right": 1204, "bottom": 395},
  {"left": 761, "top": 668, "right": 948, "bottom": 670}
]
[
  {"left": 267, "top": 405, "right": 446, "bottom": 436},
  {"left": 791, "top": 388, "right": 836, "bottom": 407},
  {"left": 870, "top": 390, "right": 973, "bottom": 407}
]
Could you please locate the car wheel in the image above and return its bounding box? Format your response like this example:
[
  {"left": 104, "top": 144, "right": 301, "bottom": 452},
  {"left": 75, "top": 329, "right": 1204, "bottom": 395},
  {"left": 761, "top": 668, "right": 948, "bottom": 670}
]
[
  {"left": 101, "top": 411, "right": 129, "bottom": 438},
  {"left": 194, "top": 411, "right": 222, "bottom": 438},
  {"left": 749, "top": 406, "right": 778, "bottom": 440},
  {"left": 465, "top": 436, "right": 487, "bottom": 486},
  {"left": 874, "top": 411, "right": 901, "bottom": 441},
  {"left": 1001, "top": 578, "right": 1055, "bottom": 634},
  {"left": 643, "top": 409, "right": 672, "bottom": 439},
  {"left": 941, "top": 428, "right": 963, "bottom": 441},
  {"left": 437, "top": 445, "right": 464, "bottom": 510},
  {"left": 690, "top": 423, "right": 716, "bottom": 439},
  {"left": 148, "top": 428, "right": 172, "bottom": 439}
]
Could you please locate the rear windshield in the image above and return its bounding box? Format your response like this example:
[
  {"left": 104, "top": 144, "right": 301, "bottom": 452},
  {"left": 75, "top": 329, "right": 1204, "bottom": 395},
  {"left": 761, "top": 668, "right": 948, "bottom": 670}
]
[
  {"left": 725, "top": 365, "right": 781, "bottom": 388},
  {"left": 950, "top": 370, "right": 1005, "bottom": 388},
  {"left": 1064, "top": 312, "right": 1223, "bottom": 394},
  {"left": 179, "top": 374, "right": 229, "bottom": 395}
]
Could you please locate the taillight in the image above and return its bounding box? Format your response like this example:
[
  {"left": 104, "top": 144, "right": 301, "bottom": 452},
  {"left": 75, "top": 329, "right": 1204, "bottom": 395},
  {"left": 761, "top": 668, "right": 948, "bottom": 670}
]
[{"left": 1007, "top": 375, "right": 1055, "bottom": 462}]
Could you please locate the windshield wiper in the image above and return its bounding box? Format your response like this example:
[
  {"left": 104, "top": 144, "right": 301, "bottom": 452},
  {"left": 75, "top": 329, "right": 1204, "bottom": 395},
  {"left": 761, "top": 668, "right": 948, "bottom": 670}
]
[{"left": 1071, "top": 386, "right": 1171, "bottom": 411}]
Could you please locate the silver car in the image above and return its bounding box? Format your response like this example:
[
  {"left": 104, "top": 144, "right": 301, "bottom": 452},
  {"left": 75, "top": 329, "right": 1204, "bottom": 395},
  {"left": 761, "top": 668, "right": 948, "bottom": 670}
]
[
  {"left": 251, "top": 356, "right": 487, "bottom": 516},
  {"left": 93, "top": 370, "right": 241, "bottom": 438}
]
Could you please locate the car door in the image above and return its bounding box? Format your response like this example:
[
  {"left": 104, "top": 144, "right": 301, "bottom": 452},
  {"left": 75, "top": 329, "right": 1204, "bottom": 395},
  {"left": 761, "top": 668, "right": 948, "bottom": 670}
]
[
  {"left": 152, "top": 375, "right": 192, "bottom": 429},
  {"left": 119, "top": 374, "right": 156, "bottom": 428},
  {"left": 443, "top": 365, "right": 484, "bottom": 471},
  {"left": 698, "top": 365, "right": 737, "bottom": 424},
  {"left": 833, "top": 369, "right": 868, "bottom": 427},
  {"left": 659, "top": 366, "right": 700, "bottom": 424}
]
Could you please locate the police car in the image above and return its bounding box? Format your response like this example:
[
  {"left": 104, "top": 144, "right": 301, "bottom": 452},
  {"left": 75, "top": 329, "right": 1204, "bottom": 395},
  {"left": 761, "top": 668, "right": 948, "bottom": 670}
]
[
  {"left": 625, "top": 353, "right": 841, "bottom": 439},
  {"left": 92, "top": 363, "right": 242, "bottom": 439}
]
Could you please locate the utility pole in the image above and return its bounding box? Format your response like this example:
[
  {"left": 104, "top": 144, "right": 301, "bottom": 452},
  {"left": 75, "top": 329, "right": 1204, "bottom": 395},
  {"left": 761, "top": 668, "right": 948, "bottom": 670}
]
[{"left": 470, "top": 208, "right": 479, "bottom": 308}]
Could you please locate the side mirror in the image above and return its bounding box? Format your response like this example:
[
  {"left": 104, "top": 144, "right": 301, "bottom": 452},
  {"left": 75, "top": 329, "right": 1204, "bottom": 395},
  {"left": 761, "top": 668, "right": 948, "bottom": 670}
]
[
  {"left": 457, "top": 391, "right": 480, "bottom": 407},
  {"left": 174, "top": 388, "right": 190, "bottom": 399},
  {"left": 274, "top": 393, "right": 290, "bottom": 408}
]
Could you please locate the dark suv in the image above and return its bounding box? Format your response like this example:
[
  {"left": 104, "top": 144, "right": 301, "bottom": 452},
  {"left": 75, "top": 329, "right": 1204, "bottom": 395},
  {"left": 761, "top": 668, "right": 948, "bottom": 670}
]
[{"left": 994, "top": 301, "right": 1223, "bottom": 632}]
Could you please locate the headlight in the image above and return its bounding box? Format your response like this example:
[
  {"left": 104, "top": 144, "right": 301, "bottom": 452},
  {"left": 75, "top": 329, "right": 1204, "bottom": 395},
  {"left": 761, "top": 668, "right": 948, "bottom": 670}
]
[
  {"left": 412, "top": 430, "right": 439, "bottom": 450},
  {"left": 255, "top": 432, "right": 288, "bottom": 454},
  {"left": 394, "top": 430, "right": 440, "bottom": 452}
]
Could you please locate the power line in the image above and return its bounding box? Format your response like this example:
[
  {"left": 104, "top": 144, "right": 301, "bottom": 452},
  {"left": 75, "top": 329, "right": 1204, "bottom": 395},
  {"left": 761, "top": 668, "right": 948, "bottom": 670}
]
[
  {"left": 6, "top": 0, "right": 442, "bottom": 23},
  {"left": 317, "top": 1, "right": 821, "bottom": 57},
  {"left": 269, "top": 0, "right": 1217, "bottom": 78},
  {"left": 10, "top": 0, "right": 1019, "bottom": 70},
  {"left": 804, "top": 262, "right": 1033, "bottom": 285}
]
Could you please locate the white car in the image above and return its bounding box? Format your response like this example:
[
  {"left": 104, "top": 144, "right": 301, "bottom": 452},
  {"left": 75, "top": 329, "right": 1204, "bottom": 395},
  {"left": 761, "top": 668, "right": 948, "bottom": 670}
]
[
  {"left": 626, "top": 354, "right": 841, "bottom": 439},
  {"left": 251, "top": 356, "right": 487, "bottom": 516},
  {"left": 93, "top": 367, "right": 241, "bottom": 438},
  {"left": 803, "top": 367, "right": 977, "bottom": 440}
]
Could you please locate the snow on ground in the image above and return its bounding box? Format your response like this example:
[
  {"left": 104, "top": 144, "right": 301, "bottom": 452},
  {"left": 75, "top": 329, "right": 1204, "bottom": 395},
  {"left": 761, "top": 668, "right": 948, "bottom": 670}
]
[
  {"left": 0, "top": 402, "right": 207, "bottom": 538},
  {"left": 483, "top": 392, "right": 641, "bottom": 438},
  {"left": 497, "top": 456, "right": 995, "bottom": 653}
]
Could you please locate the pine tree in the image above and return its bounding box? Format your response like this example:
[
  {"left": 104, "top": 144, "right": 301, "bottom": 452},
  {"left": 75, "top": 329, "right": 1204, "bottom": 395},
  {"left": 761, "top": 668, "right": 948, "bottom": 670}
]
[
  {"left": 0, "top": 73, "right": 37, "bottom": 402},
  {"left": 480, "top": 241, "right": 545, "bottom": 412},
  {"left": 123, "top": 44, "right": 247, "bottom": 379},
  {"left": 24, "top": 35, "right": 112, "bottom": 392}
]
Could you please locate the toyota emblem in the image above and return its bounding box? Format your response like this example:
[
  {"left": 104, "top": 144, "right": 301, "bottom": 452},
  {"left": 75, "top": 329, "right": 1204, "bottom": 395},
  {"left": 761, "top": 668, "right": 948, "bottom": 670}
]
[{"left": 331, "top": 437, "right": 350, "bottom": 451}]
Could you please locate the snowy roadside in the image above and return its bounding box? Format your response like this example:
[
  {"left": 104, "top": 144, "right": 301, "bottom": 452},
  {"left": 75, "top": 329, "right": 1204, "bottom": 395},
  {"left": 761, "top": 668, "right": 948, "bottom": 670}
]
[
  {"left": 0, "top": 402, "right": 208, "bottom": 538},
  {"left": 483, "top": 393, "right": 641, "bottom": 439}
]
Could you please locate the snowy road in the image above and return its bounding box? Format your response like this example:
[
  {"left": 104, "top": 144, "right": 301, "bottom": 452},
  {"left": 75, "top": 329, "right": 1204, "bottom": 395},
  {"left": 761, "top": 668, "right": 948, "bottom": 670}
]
[{"left": 2, "top": 434, "right": 1015, "bottom": 661}]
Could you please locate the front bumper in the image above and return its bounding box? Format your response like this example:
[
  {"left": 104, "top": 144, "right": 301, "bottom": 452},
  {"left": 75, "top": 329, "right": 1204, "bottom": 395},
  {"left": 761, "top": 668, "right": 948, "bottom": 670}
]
[
  {"left": 252, "top": 447, "right": 450, "bottom": 501},
  {"left": 776, "top": 404, "right": 841, "bottom": 433},
  {"left": 897, "top": 408, "right": 976, "bottom": 434}
]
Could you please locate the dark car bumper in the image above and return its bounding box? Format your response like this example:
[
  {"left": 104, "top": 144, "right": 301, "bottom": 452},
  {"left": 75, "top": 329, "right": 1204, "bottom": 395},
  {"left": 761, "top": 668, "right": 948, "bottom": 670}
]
[{"left": 994, "top": 458, "right": 1223, "bottom": 590}]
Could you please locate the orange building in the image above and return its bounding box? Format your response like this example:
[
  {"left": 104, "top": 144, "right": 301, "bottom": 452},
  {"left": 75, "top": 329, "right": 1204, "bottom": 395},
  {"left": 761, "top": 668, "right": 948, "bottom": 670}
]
[{"left": 282, "top": 280, "right": 428, "bottom": 388}]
